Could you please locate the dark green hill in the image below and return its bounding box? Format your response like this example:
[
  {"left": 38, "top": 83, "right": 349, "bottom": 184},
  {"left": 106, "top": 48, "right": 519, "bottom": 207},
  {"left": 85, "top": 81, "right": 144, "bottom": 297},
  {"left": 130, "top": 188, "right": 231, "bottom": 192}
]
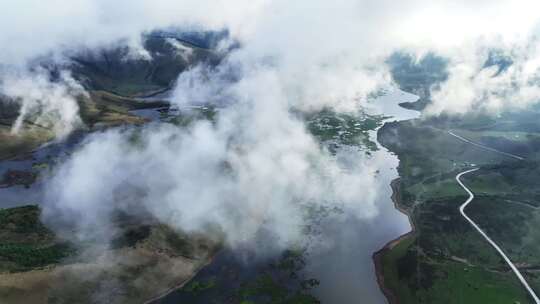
[{"left": 71, "top": 36, "right": 222, "bottom": 97}]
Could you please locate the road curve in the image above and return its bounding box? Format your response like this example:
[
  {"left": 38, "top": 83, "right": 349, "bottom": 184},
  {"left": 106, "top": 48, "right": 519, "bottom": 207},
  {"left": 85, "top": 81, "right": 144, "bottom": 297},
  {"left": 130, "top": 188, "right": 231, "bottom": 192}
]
[
  {"left": 456, "top": 168, "right": 540, "bottom": 304},
  {"left": 448, "top": 131, "right": 525, "bottom": 160}
]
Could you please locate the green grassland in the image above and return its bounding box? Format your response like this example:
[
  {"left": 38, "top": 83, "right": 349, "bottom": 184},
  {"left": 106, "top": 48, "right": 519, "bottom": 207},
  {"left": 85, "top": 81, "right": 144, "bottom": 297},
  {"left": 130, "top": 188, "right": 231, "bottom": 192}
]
[
  {"left": 0, "top": 206, "right": 75, "bottom": 272},
  {"left": 378, "top": 111, "right": 540, "bottom": 303},
  {"left": 381, "top": 235, "right": 530, "bottom": 304}
]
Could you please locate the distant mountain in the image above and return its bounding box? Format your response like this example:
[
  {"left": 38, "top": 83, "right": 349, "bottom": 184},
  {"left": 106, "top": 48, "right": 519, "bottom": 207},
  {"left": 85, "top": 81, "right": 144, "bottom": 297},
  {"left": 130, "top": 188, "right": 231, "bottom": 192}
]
[
  {"left": 70, "top": 35, "right": 223, "bottom": 97},
  {"left": 387, "top": 52, "right": 448, "bottom": 110}
]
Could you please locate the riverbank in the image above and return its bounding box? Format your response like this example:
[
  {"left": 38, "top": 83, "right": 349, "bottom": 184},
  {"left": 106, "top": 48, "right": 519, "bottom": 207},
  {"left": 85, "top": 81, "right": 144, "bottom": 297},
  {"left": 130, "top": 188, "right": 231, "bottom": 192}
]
[
  {"left": 373, "top": 178, "right": 415, "bottom": 304},
  {"left": 367, "top": 92, "right": 420, "bottom": 304},
  {"left": 143, "top": 252, "right": 218, "bottom": 304},
  {"left": 370, "top": 113, "right": 540, "bottom": 303}
]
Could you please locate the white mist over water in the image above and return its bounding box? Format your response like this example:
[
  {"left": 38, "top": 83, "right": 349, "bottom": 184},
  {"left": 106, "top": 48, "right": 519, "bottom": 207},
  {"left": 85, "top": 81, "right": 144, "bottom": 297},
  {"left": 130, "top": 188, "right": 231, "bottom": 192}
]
[
  {"left": 1, "top": 1, "right": 540, "bottom": 302},
  {"left": 303, "top": 89, "right": 419, "bottom": 304}
]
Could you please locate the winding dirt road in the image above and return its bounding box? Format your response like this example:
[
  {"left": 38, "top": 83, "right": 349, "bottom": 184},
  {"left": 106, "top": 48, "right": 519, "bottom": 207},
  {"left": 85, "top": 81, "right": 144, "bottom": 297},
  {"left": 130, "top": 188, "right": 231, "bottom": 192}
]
[{"left": 456, "top": 169, "right": 540, "bottom": 303}]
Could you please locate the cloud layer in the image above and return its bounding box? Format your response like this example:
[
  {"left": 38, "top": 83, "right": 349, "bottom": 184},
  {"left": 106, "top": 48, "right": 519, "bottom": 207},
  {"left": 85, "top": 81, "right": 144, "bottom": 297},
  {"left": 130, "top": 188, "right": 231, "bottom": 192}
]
[
  {"left": 2, "top": 0, "right": 540, "bottom": 250},
  {"left": 0, "top": 68, "right": 85, "bottom": 138},
  {"left": 2, "top": 0, "right": 539, "bottom": 120}
]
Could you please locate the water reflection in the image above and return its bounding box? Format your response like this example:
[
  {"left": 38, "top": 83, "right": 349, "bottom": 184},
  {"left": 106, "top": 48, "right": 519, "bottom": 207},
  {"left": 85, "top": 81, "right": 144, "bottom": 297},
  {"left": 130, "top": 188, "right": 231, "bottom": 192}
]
[
  {"left": 0, "top": 89, "right": 419, "bottom": 304},
  {"left": 156, "top": 89, "right": 420, "bottom": 304},
  {"left": 0, "top": 131, "right": 85, "bottom": 208},
  {"left": 304, "top": 89, "right": 419, "bottom": 303}
]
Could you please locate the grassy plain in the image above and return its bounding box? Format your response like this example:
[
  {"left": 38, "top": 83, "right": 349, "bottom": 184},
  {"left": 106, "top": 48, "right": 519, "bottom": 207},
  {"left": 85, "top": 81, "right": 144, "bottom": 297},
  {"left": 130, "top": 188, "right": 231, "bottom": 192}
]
[{"left": 377, "top": 111, "right": 540, "bottom": 303}]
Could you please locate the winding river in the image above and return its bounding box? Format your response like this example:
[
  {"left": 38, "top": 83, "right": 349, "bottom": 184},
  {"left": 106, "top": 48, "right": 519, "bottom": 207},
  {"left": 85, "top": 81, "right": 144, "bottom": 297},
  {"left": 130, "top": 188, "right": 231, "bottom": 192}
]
[
  {"left": 0, "top": 89, "right": 419, "bottom": 304},
  {"left": 303, "top": 90, "right": 419, "bottom": 303},
  {"left": 154, "top": 89, "right": 420, "bottom": 304}
]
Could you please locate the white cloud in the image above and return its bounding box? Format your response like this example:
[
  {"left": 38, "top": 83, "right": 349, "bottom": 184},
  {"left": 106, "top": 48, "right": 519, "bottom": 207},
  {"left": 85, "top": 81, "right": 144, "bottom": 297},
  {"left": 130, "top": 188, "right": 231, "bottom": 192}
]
[
  {"left": 0, "top": 68, "right": 85, "bottom": 138},
  {"left": 426, "top": 37, "right": 540, "bottom": 115},
  {"left": 1, "top": 0, "right": 539, "bottom": 120},
  {"left": 45, "top": 116, "right": 378, "bottom": 248},
  {"left": 2, "top": 0, "right": 540, "bottom": 250}
]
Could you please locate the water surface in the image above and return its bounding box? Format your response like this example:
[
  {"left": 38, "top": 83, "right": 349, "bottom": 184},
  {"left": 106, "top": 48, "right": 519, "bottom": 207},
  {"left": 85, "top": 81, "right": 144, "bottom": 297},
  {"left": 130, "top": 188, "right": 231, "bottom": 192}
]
[
  {"left": 0, "top": 89, "right": 419, "bottom": 304},
  {"left": 155, "top": 89, "right": 420, "bottom": 303}
]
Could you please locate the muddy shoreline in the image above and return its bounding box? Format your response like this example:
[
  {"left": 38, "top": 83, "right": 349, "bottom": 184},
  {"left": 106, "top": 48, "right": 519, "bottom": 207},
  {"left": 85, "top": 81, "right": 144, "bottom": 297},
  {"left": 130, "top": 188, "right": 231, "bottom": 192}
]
[
  {"left": 372, "top": 178, "right": 416, "bottom": 304},
  {"left": 144, "top": 253, "right": 218, "bottom": 304}
]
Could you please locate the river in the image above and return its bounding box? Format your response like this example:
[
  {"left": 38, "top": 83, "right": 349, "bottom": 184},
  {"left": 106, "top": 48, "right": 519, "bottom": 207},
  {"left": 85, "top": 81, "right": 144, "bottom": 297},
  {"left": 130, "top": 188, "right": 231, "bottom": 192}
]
[
  {"left": 0, "top": 131, "right": 86, "bottom": 208},
  {"left": 304, "top": 89, "right": 419, "bottom": 303},
  {"left": 0, "top": 89, "right": 419, "bottom": 304},
  {"left": 153, "top": 89, "right": 420, "bottom": 303}
]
